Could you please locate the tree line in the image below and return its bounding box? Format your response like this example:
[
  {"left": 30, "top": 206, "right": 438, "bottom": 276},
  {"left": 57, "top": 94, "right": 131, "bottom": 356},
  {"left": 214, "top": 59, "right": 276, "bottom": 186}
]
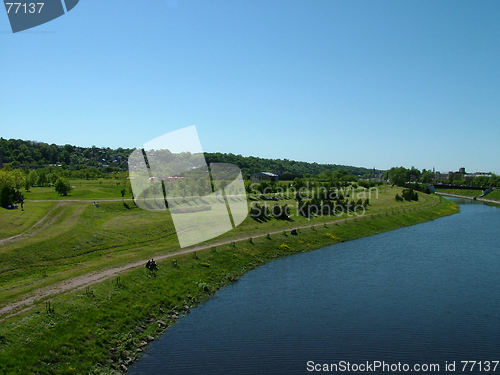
[
  {"left": 385, "top": 166, "right": 500, "bottom": 188},
  {"left": 1, "top": 137, "right": 379, "bottom": 180}
]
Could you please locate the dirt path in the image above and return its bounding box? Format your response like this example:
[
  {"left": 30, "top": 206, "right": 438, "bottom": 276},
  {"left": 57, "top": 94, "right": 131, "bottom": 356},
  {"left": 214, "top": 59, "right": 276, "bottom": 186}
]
[
  {"left": 0, "top": 197, "right": 439, "bottom": 321},
  {"left": 436, "top": 192, "right": 500, "bottom": 205},
  {"left": 0, "top": 213, "right": 369, "bottom": 321},
  {"left": 0, "top": 202, "right": 66, "bottom": 246}
]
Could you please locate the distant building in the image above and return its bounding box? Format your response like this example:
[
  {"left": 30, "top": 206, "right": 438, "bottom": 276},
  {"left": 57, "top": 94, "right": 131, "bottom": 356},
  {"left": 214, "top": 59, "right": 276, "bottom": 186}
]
[
  {"left": 464, "top": 173, "right": 492, "bottom": 182},
  {"left": 251, "top": 172, "right": 279, "bottom": 184},
  {"left": 459, "top": 167, "right": 466, "bottom": 174},
  {"left": 435, "top": 171, "right": 454, "bottom": 181}
]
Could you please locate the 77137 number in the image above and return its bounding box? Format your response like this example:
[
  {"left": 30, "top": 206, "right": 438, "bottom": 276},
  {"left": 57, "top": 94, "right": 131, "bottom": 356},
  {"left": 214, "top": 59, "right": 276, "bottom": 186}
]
[
  {"left": 5, "top": 3, "right": 44, "bottom": 14},
  {"left": 461, "top": 361, "right": 500, "bottom": 372}
]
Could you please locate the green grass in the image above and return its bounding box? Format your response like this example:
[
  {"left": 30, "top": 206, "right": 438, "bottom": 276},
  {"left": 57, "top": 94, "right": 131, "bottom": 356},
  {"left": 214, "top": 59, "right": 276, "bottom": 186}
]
[
  {"left": 0, "top": 194, "right": 458, "bottom": 375},
  {"left": 483, "top": 189, "right": 500, "bottom": 201},
  {"left": 0, "top": 201, "right": 179, "bottom": 305},
  {"left": 435, "top": 188, "right": 481, "bottom": 197},
  {"left": 0, "top": 186, "right": 439, "bottom": 308},
  {"left": 25, "top": 179, "right": 129, "bottom": 200},
  {"left": 0, "top": 201, "right": 57, "bottom": 238}
]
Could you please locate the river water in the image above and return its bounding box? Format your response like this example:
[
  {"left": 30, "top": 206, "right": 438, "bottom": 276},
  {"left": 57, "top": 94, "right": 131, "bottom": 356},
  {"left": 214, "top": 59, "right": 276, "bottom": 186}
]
[{"left": 130, "top": 198, "right": 500, "bottom": 374}]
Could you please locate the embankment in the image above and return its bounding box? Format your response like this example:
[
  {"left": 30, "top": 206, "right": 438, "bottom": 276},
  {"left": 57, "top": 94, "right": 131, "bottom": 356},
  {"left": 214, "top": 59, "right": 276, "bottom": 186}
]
[
  {"left": 0, "top": 194, "right": 458, "bottom": 375},
  {"left": 436, "top": 191, "right": 500, "bottom": 206}
]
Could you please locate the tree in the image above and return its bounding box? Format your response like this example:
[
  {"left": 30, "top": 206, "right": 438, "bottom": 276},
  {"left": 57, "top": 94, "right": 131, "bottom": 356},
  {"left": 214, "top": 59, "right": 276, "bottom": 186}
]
[
  {"left": 0, "top": 186, "right": 14, "bottom": 208},
  {"left": 24, "top": 178, "right": 31, "bottom": 192},
  {"left": 37, "top": 171, "right": 48, "bottom": 186},
  {"left": 24, "top": 169, "right": 39, "bottom": 191},
  {"left": 13, "top": 170, "right": 25, "bottom": 190},
  {"left": 388, "top": 167, "right": 410, "bottom": 187},
  {"left": 421, "top": 170, "right": 434, "bottom": 184},
  {"left": 54, "top": 177, "right": 72, "bottom": 196}
]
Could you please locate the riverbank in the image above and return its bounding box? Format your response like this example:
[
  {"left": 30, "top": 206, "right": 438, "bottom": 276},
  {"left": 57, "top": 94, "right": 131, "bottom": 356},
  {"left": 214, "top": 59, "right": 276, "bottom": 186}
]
[
  {"left": 0, "top": 194, "right": 458, "bottom": 375},
  {"left": 436, "top": 191, "right": 500, "bottom": 206}
]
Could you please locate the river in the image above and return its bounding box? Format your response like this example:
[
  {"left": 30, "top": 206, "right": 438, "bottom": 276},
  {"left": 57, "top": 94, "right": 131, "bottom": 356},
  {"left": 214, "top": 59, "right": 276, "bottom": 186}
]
[{"left": 130, "top": 198, "right": 500, "bottom": 374}]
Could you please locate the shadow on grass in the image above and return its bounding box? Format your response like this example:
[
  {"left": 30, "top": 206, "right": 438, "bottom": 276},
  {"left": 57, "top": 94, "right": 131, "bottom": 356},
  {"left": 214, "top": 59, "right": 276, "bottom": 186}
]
[{"left": 251, "top": 216, "right": 271, "bottom": 223}]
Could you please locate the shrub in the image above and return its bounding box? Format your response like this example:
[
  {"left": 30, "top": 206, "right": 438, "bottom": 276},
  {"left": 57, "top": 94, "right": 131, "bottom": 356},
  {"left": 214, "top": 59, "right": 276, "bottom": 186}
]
[
  {"left": 0, "top": 186, "right": 14, "bottom": 208},
  {"left": 402, "top": 188, "right": 418, "bottom": 201},
  {"left": 54, "top": 177, "right": 72, "bottom": 196}
]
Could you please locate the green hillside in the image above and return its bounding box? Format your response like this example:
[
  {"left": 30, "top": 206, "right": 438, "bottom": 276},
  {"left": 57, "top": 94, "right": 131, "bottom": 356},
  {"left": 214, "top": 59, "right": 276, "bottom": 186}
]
[{"left": 0, "top": 137, "right": 379, "bottom": 178}]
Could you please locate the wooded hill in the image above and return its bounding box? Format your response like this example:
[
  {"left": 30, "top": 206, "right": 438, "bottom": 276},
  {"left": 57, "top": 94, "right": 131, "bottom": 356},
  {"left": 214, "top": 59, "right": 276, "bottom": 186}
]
[{"left": 0, "top": 137, "right": 380, "bottom": 179}]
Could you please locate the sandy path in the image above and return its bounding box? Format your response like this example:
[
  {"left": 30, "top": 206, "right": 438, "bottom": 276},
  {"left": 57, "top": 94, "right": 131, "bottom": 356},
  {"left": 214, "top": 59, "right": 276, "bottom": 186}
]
[{"left": 436, "top": 192, "right": 500, "bottom": 205}]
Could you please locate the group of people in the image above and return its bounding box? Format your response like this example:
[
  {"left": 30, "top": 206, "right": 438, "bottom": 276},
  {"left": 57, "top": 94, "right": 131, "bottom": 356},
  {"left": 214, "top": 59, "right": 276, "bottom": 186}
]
[{"left": 146, "top": 258, "right": 158, "bottom": 270}]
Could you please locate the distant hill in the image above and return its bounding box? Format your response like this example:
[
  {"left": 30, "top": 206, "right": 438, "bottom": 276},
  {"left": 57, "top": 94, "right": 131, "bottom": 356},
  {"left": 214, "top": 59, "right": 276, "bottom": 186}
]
[
  {"left": 204, "top": 152, "right": 379, "bottom": 179},
  {"left": 0, "top": 137, "right": 381, "bottom": 178}
]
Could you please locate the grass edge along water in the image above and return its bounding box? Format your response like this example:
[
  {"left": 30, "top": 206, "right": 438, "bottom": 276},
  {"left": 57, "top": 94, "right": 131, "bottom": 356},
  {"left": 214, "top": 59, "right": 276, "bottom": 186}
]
[{"left": 0, "top": 195, "right": 458, "bottom": 375}]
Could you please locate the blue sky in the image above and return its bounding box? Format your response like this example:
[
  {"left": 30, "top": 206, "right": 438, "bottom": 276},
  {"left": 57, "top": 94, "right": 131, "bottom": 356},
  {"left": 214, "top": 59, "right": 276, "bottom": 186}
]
[{"left": 1, "top": 0, "right": 499, "bottom": 173}]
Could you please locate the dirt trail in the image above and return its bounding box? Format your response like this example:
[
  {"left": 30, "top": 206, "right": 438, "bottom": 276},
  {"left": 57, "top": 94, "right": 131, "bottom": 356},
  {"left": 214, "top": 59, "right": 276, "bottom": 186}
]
[
  {"left": 0, "top": 214, "right": 364, "bottom": 321},
  {"left": 0, "top": 202, "right": 66, "bottom": 246},
  {"left": 0, "top": 195, "right": 441, "bottom": 321},
  {"left": 436, "top": 192, "right": 500, "bottom": 205}
]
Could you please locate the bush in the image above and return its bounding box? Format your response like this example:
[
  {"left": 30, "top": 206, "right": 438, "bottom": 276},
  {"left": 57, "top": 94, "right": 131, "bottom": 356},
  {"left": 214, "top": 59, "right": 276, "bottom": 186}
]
[
  {"left": 54, "top": 177, "right": 72, "bottom": 196},
  {"left": 402, "top": 188, "right": 418, "bottom": 201},
  {"left": 0, "top": 186, "right": 14, "bottom": 208},
  {"left": 271, "top": 204, "right": 290, "bottom": 219}
]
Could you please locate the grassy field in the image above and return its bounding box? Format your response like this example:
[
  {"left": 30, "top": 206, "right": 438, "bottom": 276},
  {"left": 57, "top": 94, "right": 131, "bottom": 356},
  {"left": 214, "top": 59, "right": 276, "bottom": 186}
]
[
  {"left": 0, "top": 184, "right": 431, "bottom": 309},
  {"left": 0, "top": 181, "right": 459, "bottom": 374},
  {"left": 0, "top": 201, "right": 58, "bottom": 238},
  {"left": 24, "top": 179, "right": 129, "bottom": 201}
]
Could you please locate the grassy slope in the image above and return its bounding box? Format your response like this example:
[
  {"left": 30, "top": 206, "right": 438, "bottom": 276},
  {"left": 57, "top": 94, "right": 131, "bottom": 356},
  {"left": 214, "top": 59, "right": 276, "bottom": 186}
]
[
  {"left": 0, "top": 185, "right": 426, "bottom": 307},
  {"left": 0, "top": 201, "right": 57, "bottom": 238},
  {"left": 435, "top": 188, "right": 481, "bottom": 197},
  {"left": 484, "top": 189, "right": 500, "bottom": 200},
  {"left": 0, "top": 193, "right": 458, "bottom": 375}
]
